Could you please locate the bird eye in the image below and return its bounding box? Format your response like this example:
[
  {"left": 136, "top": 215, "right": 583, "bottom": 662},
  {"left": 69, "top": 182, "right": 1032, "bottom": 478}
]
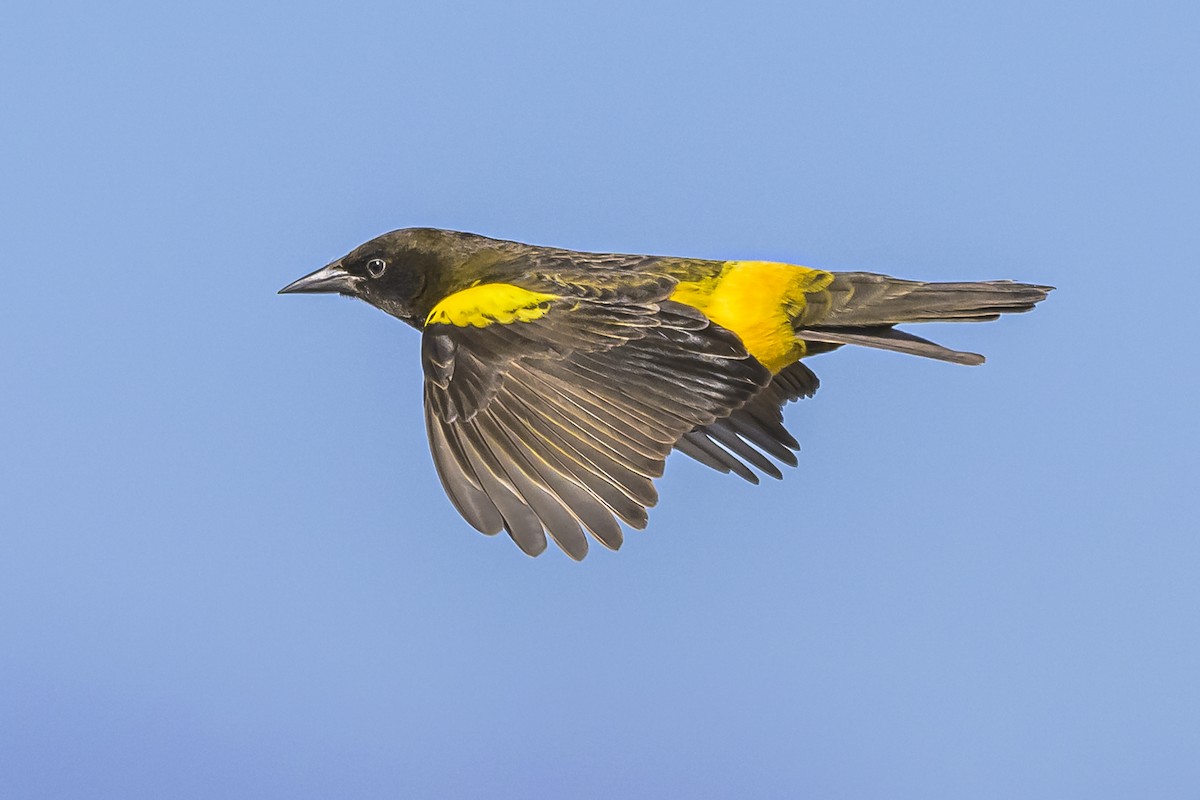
[{"left": 366, "top": 258, "right": 387, "bottom": 278}]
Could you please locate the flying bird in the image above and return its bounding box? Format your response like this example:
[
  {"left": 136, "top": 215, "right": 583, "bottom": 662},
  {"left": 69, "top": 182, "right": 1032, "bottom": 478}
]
[{"left": 281, "top": 229, "right": 1051, "bottom": 559}]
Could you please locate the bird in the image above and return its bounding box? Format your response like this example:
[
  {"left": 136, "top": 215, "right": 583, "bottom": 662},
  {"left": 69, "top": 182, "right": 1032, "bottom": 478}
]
[{"left": 280, "top": 228, "right": 1052, "bottom": 560}]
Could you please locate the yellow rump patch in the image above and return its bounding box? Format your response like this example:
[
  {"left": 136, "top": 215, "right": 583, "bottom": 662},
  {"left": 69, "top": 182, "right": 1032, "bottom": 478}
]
[
  {"left": 426, "top": 283, "right": 558, "bottom": 327},
  {"left": 671, "top": 260, "right": 833, "bottom": 372}
]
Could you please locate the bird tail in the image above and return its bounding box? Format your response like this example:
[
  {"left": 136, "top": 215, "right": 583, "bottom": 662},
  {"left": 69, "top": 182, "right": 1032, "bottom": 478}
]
[{"left": 795, "top": 272, "right": 1054, "bottom": 365}]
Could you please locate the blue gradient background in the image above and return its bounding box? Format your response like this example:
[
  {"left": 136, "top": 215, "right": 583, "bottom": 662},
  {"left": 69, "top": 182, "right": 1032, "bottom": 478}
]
[{"left": 2, "top": 1, "right": 1197, "bottom": 797}]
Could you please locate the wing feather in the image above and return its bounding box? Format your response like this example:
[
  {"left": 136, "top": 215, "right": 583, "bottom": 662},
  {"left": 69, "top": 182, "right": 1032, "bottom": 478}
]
[
  {"left": 486, "top": 402, "right": 625, "bottom": 550},
  {"left": 425, "top": 396, "right": 504, "bottom": 534},
  {"left": 473, "top": 409, "right": 589, "bottom": 559},
  {"left": 677, "top": 431, "right": 760, "bottom": 483},
  {"left": 674, "top": 361, "right": 818, "bottom": 482},
  {"left": 452, "top": 413, "right": 548, "bottom": 556}
]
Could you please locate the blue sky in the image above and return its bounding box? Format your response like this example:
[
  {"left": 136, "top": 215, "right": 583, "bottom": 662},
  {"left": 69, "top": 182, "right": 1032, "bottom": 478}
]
[{"left": 2, "top": 1, "right": 1197, "bottom": 797}]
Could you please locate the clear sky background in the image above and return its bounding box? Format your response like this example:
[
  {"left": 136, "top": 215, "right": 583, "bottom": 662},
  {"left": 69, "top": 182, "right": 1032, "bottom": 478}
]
[{"left": 2, "top": 1, "right": 1197, "bottom": 797}]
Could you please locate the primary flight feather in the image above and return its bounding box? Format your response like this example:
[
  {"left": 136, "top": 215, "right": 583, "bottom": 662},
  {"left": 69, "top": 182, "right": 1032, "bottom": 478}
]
[{"left": 281, "top": 228, "right": 1052, "bottom": 559}]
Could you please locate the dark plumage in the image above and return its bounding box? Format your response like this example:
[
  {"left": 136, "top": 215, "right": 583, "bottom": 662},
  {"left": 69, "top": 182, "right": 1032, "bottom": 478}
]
[{"left": 281, "top": 228, "right": 1053, "bottom": 559}]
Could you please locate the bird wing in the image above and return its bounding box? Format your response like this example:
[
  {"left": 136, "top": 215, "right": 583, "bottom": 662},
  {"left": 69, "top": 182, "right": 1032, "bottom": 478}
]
[{"left": 422, "top": 290, "right": 770, "bottom": 559}]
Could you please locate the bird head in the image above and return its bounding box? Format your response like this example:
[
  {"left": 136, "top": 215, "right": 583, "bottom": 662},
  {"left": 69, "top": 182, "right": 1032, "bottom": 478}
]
[{"left": 279, "top": 228, "right": 478, "bottom": 325}]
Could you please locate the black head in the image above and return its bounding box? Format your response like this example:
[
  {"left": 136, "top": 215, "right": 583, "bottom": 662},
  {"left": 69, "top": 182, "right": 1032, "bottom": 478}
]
[{"left": 280, "top": 228, "right": 481, "bottom": 325}]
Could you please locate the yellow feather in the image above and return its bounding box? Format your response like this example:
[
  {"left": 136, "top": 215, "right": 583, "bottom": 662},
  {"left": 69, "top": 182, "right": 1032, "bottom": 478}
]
[
  {"left": 671, "top": 261, "right": 833, "bottom": 372},
  {"left": 426, "top": 283, "right": 557, "bottom": 327}
]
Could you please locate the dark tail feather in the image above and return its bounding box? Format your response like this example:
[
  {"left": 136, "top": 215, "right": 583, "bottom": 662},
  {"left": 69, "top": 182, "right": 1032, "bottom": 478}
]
[
  {"left": 796, "top": 326, "right": 985, "bottom": 365},
  {"left": 796, "top": 273, "right": 1053, "bottom": 365},
  {"left": 813, "top": 273, "right": 1054, "bottom": 327}
]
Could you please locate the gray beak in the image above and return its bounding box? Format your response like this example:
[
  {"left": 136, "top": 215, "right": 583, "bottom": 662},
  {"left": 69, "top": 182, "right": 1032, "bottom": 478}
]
[{"left": 278, "top": 261, "right": 360, "bottom": 295}]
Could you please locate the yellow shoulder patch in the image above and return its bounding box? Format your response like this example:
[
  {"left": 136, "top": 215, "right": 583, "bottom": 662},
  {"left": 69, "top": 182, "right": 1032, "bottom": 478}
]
[
  {"left": 671, "top": 260, "right": 833, "bottom": 372},
  {"left": 426, "top": 283, "right": 558, "bottom": 327}
]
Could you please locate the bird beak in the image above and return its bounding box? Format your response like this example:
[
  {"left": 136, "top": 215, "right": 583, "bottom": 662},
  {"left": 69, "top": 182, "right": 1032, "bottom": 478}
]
[{"left": 278, "top": 261, "right": 360, "bottom": 295}]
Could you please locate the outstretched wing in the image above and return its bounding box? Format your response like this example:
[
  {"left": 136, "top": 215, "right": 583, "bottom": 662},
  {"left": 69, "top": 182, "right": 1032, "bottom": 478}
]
[{"left": 422, "top": 289, "right": 771, "bottom": 560}]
